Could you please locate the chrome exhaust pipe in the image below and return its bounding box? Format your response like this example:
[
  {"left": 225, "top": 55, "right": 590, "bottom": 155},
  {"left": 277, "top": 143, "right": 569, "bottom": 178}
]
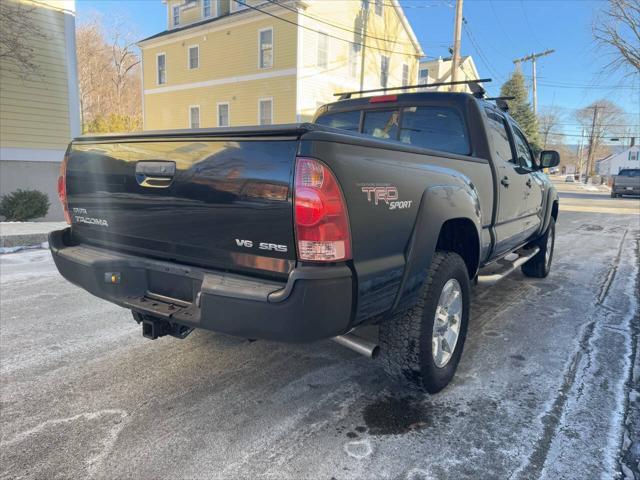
[{"left": 332, "top": 333, "right": 380, "bottom": 358}]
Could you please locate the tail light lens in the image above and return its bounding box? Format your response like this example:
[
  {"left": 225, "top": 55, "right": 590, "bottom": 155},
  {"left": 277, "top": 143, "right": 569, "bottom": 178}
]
[
  {"left": 58, "top": 150, "right": 71, "bottom": 224},
  {"left": 294, "top": 157, "right": 352, "bottom": 262}
]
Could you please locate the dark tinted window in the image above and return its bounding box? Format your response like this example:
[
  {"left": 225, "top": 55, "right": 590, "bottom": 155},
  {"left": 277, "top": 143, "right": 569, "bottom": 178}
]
[
  {"left": 363, "top": 109, "right": 400, "bottom": 140},
  {"left": 399, "top": 106, "right": 469, "bottom": 155},
  {"left": 512, "top": 127, "right": 533, "bottom": 169},
  {"left": 485, "top": 109, "right": 513, "bottom": 164},
  {"left": 619, "top": 169, "right": 640, "bottom": 177},
  {"left": 314, "top": 110, "right": 360, "bottom": 132}
]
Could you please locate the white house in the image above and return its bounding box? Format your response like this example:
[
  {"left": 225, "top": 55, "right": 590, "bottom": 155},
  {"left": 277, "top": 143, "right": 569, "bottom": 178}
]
[
  {"left": 595, "top": 145, "right": 639, "bottom": 177},
  {"left": 418, "top": 56, "right": 479, "bottom": 92}
]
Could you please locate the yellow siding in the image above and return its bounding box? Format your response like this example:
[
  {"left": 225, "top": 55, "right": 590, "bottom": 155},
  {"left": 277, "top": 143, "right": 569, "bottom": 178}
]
[
  {"left": 297, "top": 1, "right": 420, "bottom": 120},
  {"left": 144, "top": 76, "right": 297, "bottom": 130},
  {"left": 142, "top": 10, "right": 298, "bottom": 129},
  {"left": 142, "top": 2, "right": 421, "bottom": 128},
  {"left": 0, "top": 0, "right": 71, "bottom": 150}
]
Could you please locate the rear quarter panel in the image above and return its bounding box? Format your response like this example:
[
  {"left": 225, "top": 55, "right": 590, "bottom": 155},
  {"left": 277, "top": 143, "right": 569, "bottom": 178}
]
[{"left": 299, "top": 133, "right": 493, "bottom": 323}]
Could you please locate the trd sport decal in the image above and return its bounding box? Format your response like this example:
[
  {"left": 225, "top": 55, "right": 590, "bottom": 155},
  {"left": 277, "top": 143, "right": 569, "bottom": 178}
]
[{"left": 359, "top": 184, "right": 413, "bottom": 210}]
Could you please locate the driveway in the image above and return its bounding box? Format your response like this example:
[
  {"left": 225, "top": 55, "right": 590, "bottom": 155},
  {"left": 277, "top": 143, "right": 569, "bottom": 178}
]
[{"left": 1, "top": 188, "right": 638, "bottom": 479}]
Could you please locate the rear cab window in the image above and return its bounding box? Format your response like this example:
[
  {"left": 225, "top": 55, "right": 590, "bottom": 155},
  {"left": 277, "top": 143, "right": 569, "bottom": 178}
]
[
  {"left": 618, "top": 169, "right": 640, "bottom": 177},
  {"left": 316, "top": 104, "right": 470, "bottom": 156}
]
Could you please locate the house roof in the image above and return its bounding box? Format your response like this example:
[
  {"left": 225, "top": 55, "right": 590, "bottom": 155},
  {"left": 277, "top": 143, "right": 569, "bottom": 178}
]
[{"left": 139, "top": 0, "right": 424, "bottom": 56}]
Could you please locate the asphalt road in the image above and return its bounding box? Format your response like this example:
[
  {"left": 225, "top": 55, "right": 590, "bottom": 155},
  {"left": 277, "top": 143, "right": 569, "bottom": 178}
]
[{"left": 1, "top": 186, "right": 638, "bottom": 480}]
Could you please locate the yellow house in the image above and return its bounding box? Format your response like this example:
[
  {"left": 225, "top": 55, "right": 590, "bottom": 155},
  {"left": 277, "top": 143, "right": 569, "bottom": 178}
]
[
  {"left": 139, "top": 0, "right": 423, "bottom": 130},
  {"left": 418, "top": 56, "right": 481, "bottom": 93},
  {"left": 0, "top": 0, "right": 80, "bottom": 221}
]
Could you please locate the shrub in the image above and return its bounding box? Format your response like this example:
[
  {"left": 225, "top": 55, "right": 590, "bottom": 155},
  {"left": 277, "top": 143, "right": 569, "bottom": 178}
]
[{"left": 0, "top": 189, "right": 50, "bottom": 221}]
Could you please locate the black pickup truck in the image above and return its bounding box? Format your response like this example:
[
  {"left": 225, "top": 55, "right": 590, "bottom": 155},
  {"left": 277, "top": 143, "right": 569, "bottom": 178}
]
[{"left": 50, "top": 91, "right": 559, "bottom": 392}]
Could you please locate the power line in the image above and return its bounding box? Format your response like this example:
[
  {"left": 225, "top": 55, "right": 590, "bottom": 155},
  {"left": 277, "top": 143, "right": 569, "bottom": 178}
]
[
  {"left": 234, "top": 0, "right": 422, "bottom": 56},
  {"left": 461, "top": 18, "right": 503, "bottom": 83}
]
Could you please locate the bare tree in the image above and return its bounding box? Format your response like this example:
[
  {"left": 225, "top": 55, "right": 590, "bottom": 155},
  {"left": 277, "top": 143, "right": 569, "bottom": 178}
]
[
  {"left": 76, "top": 16, "right": 141, "bottom": 133},
  {"left": 538, "top": 108, "right": 563, "bottom": 149},
  {"left": 0, "top": 0, "right": 48, "bottom": 78},
  {"left": 593, "top": 0, "right": 640, "bottom": 74},
  {"left": 576, "top": 100, "right": 624, "bottom": 176}
]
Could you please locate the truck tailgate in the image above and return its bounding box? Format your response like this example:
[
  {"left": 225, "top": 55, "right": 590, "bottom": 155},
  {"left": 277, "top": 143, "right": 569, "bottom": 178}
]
[{"left": 66, "top": 130, "right": 302, "bottom": 278}]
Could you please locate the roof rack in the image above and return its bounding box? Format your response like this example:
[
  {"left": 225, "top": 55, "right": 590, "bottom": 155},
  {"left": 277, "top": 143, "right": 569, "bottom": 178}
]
[
  {"left": 485, "top": 96, "right": 515, "bottom": 112},
  {"left": 334, "top": 78, "right": 492, "bottom": 100}
]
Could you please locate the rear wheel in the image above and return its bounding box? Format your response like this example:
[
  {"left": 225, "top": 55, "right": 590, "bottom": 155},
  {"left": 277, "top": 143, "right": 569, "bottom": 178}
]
[
  {"left": 378, "top": 251, "right": 470, "bottom": 393},
  {"left": 611, "top": 191, "right": 617, "bottom": 198},
  {"left": 522, "top": 217, "right": 555, "bottom": 278}
]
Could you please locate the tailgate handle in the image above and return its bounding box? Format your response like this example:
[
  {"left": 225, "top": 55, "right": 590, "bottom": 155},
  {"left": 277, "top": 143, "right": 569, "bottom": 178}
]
[{"left": 135, "top": 161, "right": 175, "bottom": 188}]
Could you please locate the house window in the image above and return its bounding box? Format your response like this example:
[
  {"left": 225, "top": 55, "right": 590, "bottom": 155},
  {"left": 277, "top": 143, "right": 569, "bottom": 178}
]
[
  {"left": 217, "top": 103, "right": 229, "bottom": 127},
  {"left": 203, "top": 0, "right": 212, "bottom": 17},
  {"left": 317, "top": 32, "right": 328, "bottom": 69},
  {"left": 259, "top": 99, "right": 272, "bottom": 125},
  {"left": 402, "top": 63, "right": 409, "bottom": 86},
  {"left": 375, "top": 0, "right": 383, "bottom": 16},
  {"left": 348, "top": 43, "right": 359, "bottom": 78},
  {"left": 188, "top": 45, "right": 199, "bottom": 69},
  {"left": 232, "top": 0, "right": 247, "bottom": 12},
  {"left": 419, "top": 67, "right": 428, "bottom": 84},
  {"left": 259, "top": 28, "right": 273, "bottom": 69},
  {"left": 172, "top": 5, "right": 180, "bottom": 26},
  {"left": 157, "top": 53, "right": 166, "bottom": 85},
  {"left": 380, "top": 55, "right": 389, "bottom": 88},
  {"left": 189, "top": 106, "right": 200, "bottom": 128},
  {"left": 361, "top": 0, "right": 369, "bottom": 10}
]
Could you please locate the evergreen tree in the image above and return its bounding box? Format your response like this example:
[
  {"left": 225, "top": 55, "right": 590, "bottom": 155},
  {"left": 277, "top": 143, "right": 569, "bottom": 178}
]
[{"left": 500, "top": 70, "right": 541, "bottom": 151}]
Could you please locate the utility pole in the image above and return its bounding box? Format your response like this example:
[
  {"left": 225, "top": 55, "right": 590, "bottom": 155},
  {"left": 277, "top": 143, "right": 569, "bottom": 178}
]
[
  {"left": 576, "top": 128, "right": 585, "bottom": 177},
  {"left": 450, "top": 0, "right": 463, "bottom": 92},
  {"left": 513, "top": 49, "right": 555, "bottom": 115},
  {"left": 585, "top": 105, "right": 600, "bottom": 184}
]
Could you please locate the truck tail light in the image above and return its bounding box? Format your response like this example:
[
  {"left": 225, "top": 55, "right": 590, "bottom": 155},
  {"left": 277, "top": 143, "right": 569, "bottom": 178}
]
[
  {"left": 57, "top": 149, "right": 71, "bottom": 224},
  {"left": 294, "top": 157, "right": 352, "bottom": 262}
]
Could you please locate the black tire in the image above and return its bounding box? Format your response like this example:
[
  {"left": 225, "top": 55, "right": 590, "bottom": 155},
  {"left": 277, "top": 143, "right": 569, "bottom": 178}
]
[
  {"left": 522, "top": 217, "right": 555, "bottom": 278},
  {"left": 611, "top": 191, "right": 617, "bottom": 198},
  {"left": 378, "top": 251, "right": 470, "bottom": 393}
]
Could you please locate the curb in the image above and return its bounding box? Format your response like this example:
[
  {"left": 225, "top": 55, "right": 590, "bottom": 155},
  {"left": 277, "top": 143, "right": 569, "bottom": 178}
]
[{"left": 0, "top": 233, "right": 50, "bottom": 249}]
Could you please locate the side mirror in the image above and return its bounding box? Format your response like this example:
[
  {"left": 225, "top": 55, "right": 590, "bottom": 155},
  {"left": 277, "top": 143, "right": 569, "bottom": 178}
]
[{"left": 539, "top": 150, "right": 560, "bottom": 169}]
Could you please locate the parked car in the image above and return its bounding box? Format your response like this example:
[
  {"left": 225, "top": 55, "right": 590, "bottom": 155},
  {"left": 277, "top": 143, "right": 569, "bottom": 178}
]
[
  {"left": 611, "top": 168, "right": 640, "bottom": 197},
  {"left": 565, "top": 175, "right": 575, "bottom": 182},
  {"left": 50, "top": 90, "right": 559, "bottom": 393}
]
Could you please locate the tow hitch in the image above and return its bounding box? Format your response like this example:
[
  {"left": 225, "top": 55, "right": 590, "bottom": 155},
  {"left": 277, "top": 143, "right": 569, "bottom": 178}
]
[{"left": 132, "top": 311, "right": 193, "bottom": 340}]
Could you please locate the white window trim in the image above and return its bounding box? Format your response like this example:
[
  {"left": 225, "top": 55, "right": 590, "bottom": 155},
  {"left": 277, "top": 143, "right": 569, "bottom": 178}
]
[
  {"left": 217, "top": 102, "right": 230, "bottom": 127},
  {"left": 317, "top": 31, "right": 329, "bottom": 69},
  {"left": 258, "top": 27, "right": 274, "bottom": 69},
  {"left": 156, "top": 52, "right": 167, "bottom": 85},
  {"left": 172, "top": 5, "right": 180, "bottom": 26},
  {"left": 202, "top": 0, "right": 214, "bottom": 18},
  {"left": 258, "top": 97, "right": 273, "bottom": 125},
  {"left": 189, "top": 105, "right": 201, "bottom": 128},
  {"left": 188, "top": 44, "right": 199, "bottom": 70}
]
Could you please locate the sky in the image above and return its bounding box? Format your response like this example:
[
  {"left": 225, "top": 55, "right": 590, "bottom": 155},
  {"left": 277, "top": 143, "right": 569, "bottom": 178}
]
[{"left": 76, "top": 0, "right": 640, "bottom": 142}]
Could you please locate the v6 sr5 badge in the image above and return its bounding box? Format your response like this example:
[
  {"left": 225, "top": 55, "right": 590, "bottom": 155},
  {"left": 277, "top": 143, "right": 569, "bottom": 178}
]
[{"left": 360, "top": 184, "right": 413, "bottom": 210}]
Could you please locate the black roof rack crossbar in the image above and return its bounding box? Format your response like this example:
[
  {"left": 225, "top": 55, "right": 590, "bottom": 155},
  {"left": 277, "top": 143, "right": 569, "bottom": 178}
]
[
  {"left": 334, "top": 78, "right": 492, "bottom": 100},
  {"left": 485, "top": 96, "right": 515, "bottom": 112}
]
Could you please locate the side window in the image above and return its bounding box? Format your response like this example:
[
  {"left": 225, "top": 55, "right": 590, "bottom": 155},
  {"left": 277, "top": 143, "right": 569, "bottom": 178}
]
[
  {"left": 485, "top": 109, "right": 513, "bottom": 164},
  {"left": 399, "top": 106, "right": 470, "bottom": 155},
  {"left": 512, "top": 127, "right": 534, "bottom": 169},
  {"left": 259, "top": 29, "right": 273, "bottom": 69},
  {"left": 363, "top": 110, "right": 399, "bottom": 140},
  {"left": 315, "top": 110, "right": 360, "bottom": 132}
]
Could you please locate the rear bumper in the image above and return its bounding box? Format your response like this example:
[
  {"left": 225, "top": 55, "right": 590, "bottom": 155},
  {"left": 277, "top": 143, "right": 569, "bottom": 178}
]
[
  {"left": 49, "top": 228, "right": 354, "bottom": 342},
  {"left": 613, "top": 185, "right": 640, "bottom": 195}
]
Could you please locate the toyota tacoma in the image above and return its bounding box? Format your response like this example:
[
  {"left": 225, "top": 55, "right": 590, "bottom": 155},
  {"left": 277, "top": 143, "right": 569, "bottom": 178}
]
[{"left": 50, "top": 88, "right": 560, "bottom": 392}]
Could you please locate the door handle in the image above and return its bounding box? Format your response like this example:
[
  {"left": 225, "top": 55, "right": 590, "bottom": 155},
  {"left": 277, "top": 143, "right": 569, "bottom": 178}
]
[
  {"left": 501, "top": 176, "right": 510, "bottom": 187},
  {"left": 526, "top": 178, "right": 532, "bottom": 188},
  {"left": 135, "top": 161, "right": 175, "bottom": 188}
]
